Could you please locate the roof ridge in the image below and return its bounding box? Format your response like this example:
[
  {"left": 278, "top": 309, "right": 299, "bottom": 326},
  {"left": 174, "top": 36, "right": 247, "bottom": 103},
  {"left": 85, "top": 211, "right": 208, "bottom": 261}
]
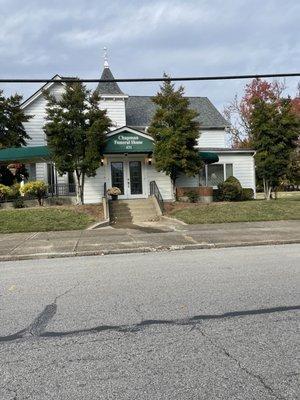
[{"left": 128, "top": 95, "right": 208, "bottom": 99}]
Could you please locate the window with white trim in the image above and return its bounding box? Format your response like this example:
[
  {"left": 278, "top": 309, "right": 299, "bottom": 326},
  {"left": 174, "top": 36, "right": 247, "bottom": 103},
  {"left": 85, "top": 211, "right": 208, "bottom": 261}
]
[
  {"left": 200, "top": 163, "right": 234, "bottom": 187},
  {"left": 225, "top": 163, "right": 233, "bottom": 179}
]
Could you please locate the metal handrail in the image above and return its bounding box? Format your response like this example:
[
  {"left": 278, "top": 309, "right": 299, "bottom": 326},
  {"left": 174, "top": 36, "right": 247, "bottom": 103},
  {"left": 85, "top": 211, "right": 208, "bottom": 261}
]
[{"left": 150, "top": 181, "right": 164, "bottom": 212}]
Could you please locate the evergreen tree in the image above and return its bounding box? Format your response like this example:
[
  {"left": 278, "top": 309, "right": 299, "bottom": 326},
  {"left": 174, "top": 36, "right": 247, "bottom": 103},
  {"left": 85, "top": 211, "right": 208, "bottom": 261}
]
[
  {"left": 148, "top": 78, "right": 203, "bottom": 195},
  {"left": 250, "top": 97, "right": 299, "bottom": 199},
  {"left": 0, "top": 89, "right": 31, "bottom": 148},
  {"left": 44, "top": 81, "right": 112, "bottom": 204}
]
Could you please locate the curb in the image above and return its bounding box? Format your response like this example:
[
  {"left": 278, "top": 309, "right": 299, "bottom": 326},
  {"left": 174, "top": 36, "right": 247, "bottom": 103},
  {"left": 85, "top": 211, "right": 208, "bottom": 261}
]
[
  {"left": 0, "top": 239, "right": 299, "bottom": 262},
  {"left": 161, "top": 215, "right": 187, "bottom": 225},
  {"left": 87, "top": 219, "right": 110, "bottom": 229}
]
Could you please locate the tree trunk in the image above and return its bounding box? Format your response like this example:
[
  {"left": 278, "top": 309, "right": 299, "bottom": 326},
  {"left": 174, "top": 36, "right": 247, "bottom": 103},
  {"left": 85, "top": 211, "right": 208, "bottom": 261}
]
[
  {"left": 75, "top": 170, "right": 84, "bottom": 205},
  {"left": 170, "top": 168, "right": 178, "bottom": 201},
  {"left": 171, "top": 177, "right": 177, "bottom": 201},
  {"left": 263, "top": 177, "right": 272, "bottom": 200},
  {"left": 80, "top": 173, "right": 85, "bottom": 205}
]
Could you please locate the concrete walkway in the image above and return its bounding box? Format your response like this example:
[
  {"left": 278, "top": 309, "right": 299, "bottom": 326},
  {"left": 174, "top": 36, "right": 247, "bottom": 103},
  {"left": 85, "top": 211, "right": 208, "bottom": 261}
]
[{"left": 0, "top": 219, "right": 299, "bottom": 261}]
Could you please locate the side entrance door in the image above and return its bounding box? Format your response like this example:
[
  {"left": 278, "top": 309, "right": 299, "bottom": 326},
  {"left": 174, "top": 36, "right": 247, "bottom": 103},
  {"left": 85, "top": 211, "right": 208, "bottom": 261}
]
[{"left": 110, "top": 160, "right": 145, "bottom": 199}]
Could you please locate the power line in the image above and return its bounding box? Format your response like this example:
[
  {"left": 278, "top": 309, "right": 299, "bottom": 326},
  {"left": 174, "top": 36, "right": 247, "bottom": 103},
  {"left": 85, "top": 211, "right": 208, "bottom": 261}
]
[{"left": 0, "top": 72, "right": 299, "bottom": 84}]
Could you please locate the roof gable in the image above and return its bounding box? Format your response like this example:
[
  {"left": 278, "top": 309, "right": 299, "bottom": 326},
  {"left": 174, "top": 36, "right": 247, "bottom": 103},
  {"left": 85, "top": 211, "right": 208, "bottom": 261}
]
[{"left": 21, "top": 75, "right": 65, "bottom": 109}]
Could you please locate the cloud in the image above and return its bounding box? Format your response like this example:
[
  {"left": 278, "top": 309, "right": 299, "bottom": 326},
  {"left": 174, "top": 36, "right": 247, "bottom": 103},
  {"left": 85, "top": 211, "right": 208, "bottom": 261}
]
[{"left": 0, "top": 0, "right": 299, "bottom": 109}]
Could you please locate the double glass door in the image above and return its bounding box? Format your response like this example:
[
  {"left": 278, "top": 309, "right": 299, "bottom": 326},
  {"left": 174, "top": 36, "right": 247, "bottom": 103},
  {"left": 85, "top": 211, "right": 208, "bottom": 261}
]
[{"left": 111, "top": 160, "right": 143, "bottom": 198}]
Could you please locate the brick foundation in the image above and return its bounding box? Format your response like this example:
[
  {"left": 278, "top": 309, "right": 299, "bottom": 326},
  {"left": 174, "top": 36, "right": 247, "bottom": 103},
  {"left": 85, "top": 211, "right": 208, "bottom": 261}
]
[{"left": 176, "top": 186, "right": 213, "bottom": 203}]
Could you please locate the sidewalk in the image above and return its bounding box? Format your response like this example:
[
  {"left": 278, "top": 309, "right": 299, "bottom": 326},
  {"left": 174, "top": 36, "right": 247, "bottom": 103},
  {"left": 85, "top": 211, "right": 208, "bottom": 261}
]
[{"left": 0, "top": 220, "right": 299, "bottom": 261}]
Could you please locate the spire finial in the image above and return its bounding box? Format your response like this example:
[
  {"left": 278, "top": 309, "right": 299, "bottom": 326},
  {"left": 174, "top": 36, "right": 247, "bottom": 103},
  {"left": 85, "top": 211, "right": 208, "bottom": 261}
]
[{"left": 103, "top": 47, "right": 109, "bottom": 68}]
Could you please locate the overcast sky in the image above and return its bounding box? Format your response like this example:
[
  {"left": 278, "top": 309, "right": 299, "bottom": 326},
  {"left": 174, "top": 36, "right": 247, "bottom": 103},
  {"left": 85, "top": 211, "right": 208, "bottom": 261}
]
[{"left": 0, "top": 0, "right": 299, "bottom": 112}]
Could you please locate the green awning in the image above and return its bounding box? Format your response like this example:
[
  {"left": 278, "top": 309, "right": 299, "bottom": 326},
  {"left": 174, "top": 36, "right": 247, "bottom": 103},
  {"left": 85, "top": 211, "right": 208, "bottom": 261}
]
[
  {"left": 199, "top": 151, "right": 219, "bottom": 164},
  {"left": 0, "top": 146, "right": 51, "bottom": 163},
  {"left": 0, "top": 145, "right": 219, "bottom": 165}
]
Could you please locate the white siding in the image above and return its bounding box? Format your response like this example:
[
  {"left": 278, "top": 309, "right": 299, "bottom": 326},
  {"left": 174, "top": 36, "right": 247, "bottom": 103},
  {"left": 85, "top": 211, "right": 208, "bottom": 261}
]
[
  {"left": 23, "top": 83, "right": 65, "bottom": 147},
  {"left": 84, "top": 167, "right": 106, "bottom": 204},
  {"left": 99, "top": 97, "right": 126, "bottom": 128},
  {"left": 36, "top": 163, "right": 47, "bottom": 181},
  {"left": 145, "top": 164, "right": 173, "bottom": 201},
  {"left": 176, "top": 153, "right": 256, "bottom": 194},
  {"left": 197, "top": 129, "right": 227, "bottom": 148},
  {"left": 217, "top": 154, "right": 256, "bottom": 192}
]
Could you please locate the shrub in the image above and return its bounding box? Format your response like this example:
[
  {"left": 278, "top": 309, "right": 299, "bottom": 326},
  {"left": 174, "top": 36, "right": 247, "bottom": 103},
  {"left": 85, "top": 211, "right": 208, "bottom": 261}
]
[
  {"left": 241, "top": 188, "right": 254, "bottom": 201},
  {"left": 186, "top": 191, "right": 199, "bottom": 203},
  {"left": 20, "top": 181, "right": 48, "bottom": 206},
  {"left": 0, "top": 184, "right": 10, "bottom": 201},
  {"left": 13, "top": 197, "right": 25, "bottom": 208},
  {"left": 212, "top": 189, "right": 221, "bottom": 201},
  {"left": 218, "top": 176, "right": 242, "bottom": 201},
  {"left": 7, "top": 183, "right": 21, "bottom": 200}
]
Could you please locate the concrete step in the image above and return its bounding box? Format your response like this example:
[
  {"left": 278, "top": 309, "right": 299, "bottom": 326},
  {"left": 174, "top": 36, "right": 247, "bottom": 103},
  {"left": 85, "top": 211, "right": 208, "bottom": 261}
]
[
  {"left": 111, "top": 213, "right": 156, "bottom": 219},
  {"left": 111, "top": 208, "right": 156, "bottom": 215},
  {"left": 109, "top": 198, "right": 159, "bottom": 224},
  {"left": 111, "top": 202, "right": 155, "bottom": 208},
  {"left": 110, "top": 205, "right": 156, "bottom": 213},
  {"left": 117, "top": 199, "right": 153, "bottom": 204}
]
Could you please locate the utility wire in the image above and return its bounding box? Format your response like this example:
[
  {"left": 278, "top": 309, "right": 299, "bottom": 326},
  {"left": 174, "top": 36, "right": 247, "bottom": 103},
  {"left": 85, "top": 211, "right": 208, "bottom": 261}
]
[{"left": 0, "top": 72, "right": 299, "bottom": 84}]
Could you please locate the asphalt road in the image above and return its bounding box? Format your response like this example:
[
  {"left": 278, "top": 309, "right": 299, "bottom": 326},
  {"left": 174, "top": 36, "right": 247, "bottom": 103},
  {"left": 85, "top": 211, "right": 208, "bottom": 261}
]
[{"left": 0, "top": 245, "right": 299, "bottom": 400}]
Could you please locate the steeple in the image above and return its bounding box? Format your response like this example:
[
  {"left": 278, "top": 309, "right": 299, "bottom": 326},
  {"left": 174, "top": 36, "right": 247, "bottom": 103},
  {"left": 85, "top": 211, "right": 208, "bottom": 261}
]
[
  {"left": 96, "top": 47, "right": 124, "bottom": 95},
  {"left": 103, "top": 46, "right": 109, "bottom": 68}
]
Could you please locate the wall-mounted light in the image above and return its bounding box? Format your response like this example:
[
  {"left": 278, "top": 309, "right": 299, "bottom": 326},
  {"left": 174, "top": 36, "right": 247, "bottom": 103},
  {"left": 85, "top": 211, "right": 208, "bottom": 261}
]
[
  {"left": 147, "top": 157, "right": 152, "bottom": 166},
  {"left": 100, "top": 157, "right": 107, "bottom": 166}
]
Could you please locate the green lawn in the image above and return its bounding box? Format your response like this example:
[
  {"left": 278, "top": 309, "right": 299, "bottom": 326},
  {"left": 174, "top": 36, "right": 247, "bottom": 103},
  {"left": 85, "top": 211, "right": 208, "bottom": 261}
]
[
  {"left": 0, "top": 208, "right": 96, "bottom": 233},
  {"left": 170, "top": 196, "right": 300, "bottom": 224}
]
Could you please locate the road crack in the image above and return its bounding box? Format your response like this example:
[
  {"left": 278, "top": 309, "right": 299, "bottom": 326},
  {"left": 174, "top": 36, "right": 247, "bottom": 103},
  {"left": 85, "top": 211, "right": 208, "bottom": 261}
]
[
  {"left": 1, "top": 303, "right": 298, "bottom": 345},
  {"left": 0, "top": 282, "right": 80, "bottom": 342},
  {"left": 194, "top": 326, "right": 285, "bottom": 400}
]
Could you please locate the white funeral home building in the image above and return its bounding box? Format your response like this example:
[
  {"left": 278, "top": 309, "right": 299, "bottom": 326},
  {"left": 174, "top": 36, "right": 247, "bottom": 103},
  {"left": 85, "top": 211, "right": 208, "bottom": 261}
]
[{"left": 0, "top": 62, "right": 256, "bottom": 203}]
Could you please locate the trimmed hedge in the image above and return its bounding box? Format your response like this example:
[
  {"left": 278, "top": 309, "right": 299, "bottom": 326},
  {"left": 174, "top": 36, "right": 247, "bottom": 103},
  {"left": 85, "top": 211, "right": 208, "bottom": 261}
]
[
  {"left": 241, "top": 188, "right": 254, "bottom": 201},
  {"left": 218, "top": 176, "right": 242, "bottom": 201}
]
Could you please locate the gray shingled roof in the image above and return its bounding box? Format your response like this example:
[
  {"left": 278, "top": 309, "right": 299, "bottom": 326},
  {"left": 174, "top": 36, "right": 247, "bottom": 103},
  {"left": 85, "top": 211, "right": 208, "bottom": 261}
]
[
  {"left": 125, "top": 96, "right": 228, "bottom": 128},
  {"left": 96, "top": 67, "right": 124, "bottom": 95}
]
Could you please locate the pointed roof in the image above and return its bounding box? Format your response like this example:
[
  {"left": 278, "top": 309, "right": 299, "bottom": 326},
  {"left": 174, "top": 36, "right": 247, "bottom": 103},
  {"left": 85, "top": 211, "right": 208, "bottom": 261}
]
[{"left": 96, "top": 67, "right": 125, "bottom": 96}]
